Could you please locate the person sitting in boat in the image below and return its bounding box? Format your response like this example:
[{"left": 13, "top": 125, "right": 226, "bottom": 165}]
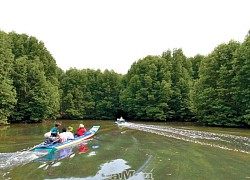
[
  {"left": 44, "top": 122, "right": 61, "bottom": 144},
  {"left": 59, "top": 127, "right": 68, "bottom": 142},
  {"left": 66, "top": 126, "right": 74, "bottom": 140},
  {"left": 51, "top": 122, "right": 61, "bottom": 137},
  {"left": 77, "top": 124, "right": 86, "bottom": 136}
]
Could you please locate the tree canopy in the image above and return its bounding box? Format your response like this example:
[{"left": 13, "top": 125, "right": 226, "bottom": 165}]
[{"left": 0, "top": 30, "right": 249, "bottom": 127}]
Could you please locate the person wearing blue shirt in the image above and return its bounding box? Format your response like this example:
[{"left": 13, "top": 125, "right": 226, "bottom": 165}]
[
  {"left": 44, "top": 122, "right": 61, "bottom": 144},
  {"left": 50, "top": 122, "right": 61, "bottom": 137}
]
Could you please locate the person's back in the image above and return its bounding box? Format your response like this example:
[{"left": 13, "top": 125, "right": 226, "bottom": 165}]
[
  {"left": 60, "top": 128, "right": 68, "bottom": 142},
  {"left": 66, "top": 126, "right": 74, "bottom": 140},
  {"left": 66, "top": 131, "right": 74, "bottom": 139},
  {"left": 77, "top": 124, "right": 86, "bottom": 136}
]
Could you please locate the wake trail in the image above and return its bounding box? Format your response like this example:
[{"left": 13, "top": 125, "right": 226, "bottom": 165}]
[
  {"left": 0, "top": 150, "right": 47, "bottom": 169},
  {"left": 123, "top": 123, "right": 250, "bottom": 154}
]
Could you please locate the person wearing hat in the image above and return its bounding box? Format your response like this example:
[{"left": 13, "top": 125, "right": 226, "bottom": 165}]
[
  {"left": 66, "top": 126, "right": 74, "bottom": 139},
  {"left": 77, "top": 124, "right": 86, "bottom": 136},
  {"left": 59, "top": 127, "right": 74, "bottom": 142}
]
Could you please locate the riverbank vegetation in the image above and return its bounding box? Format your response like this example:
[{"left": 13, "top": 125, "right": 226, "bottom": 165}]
[{"left": 0, "top": 30, "right": 249, "bottom": 127}]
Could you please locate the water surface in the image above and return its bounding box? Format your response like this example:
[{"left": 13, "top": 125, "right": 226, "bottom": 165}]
[{"left": 0, "top": 120, "right": 249, "bottom": 180}]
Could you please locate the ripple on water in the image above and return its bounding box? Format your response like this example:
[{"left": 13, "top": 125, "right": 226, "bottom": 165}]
[
  {"left": 0, "top": 151, "right": 40, "bottom": 169},
  {"left": 122, "top": 123, "right": 250, "bottom": 154}
]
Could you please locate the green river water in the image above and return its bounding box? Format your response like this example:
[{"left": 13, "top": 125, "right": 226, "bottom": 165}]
[{"left": 0, "top": 120, "right": 249, "bottom": 180}]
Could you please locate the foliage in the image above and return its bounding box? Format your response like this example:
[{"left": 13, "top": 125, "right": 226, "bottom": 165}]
[
  {"left": 0, "top": 31, "right": 16, "bottom": 124},
  {"left": 0, "top": 29, "right": 250, "bottom": 127},
  {"left": 0, "top": 31, "right": 60, "bottom": 124},
  {"left": 164, "top": 49, "right": 193, "bottom": 120},
  {"left": 120, "top": 55, "right": 173, "bottom": 121},
  {"left": 60, "top": 68, "right": 121, "bottom": 119},
  {"left": 191, "top": 41, "right": 242, "bottom": 126},
  {"left": 232, "top": 31, "right": 250, "bottom": 125}
]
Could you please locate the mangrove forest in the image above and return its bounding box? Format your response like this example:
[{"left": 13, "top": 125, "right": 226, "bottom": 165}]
[{"left": 0, "top": 30, "right": 250, "bottom": 127}]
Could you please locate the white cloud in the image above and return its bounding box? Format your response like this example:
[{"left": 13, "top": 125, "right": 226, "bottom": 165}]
[{"left": 1, "top": 0, "right": 249, "bottom": 74}]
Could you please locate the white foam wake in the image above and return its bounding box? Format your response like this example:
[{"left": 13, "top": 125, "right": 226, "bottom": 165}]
[
  {"left": 122, "top": 123, "right": 250, "bottom": 154},
  {"left": 0, "top": 150, "right": 48, "bottom": 169}
]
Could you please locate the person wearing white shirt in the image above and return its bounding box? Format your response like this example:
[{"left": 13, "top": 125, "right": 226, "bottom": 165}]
[
  {"left": 59, "top": 128, "right": 68, "bottom": 142},
  {"left": 66, "top": 126, "right": 74, "bottom": 140}
]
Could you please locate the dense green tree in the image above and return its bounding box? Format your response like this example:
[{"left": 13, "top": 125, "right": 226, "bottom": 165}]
[
  {"left": 0, "top": 29, "right": 249, "bottom": 127},
  {"left": 60, "top": 68, "right": 121, "bottom": 119},
  {"left": 189, "top": 54, "right": 205, "bottom": 80},
  {"left": 192, "top": 41, "right": 241, "bottom": 126},
  {"left": 8, "top": 32, "right": 60, "bottom": 123},
  {"left": 11, "top": 57, "right": 59, "bottom": 122},
  {"left": 9, "top": 32, "right": 59, "bottom": 80},
  {"left": 162, "top": 49, "right": 193, "bottom": 120},
  {"left": 85, "top": 69, "right": 102, "bottom": 119},
  {"left": 120, "top": 55, "right": 172, "bottom": 121},
  {"left": 95, "top": 70, "right": 121, "bottom": 119},
  {"left": 232, "top": 31, "right": 250, "bottom": 125},
  {"left": 26, "top": 59, "right": 49, "bottom": 121},
  {"left": 60, "top": 68, "right": 85, "bottom": 119},
  {"left": 0, "top": 31, "right": 16, "bottom": 124},
  {"left": 11, "top": 56, "right": 29, "bottom": 121}
]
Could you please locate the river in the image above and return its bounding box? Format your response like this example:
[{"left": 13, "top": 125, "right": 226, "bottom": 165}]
[{"left": 0, "top": 120, "right": 249, "bottom": 180}]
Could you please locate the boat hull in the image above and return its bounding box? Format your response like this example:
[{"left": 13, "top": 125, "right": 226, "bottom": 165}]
[{"left": 34, "top": 125, "right": 100, "bottom": 152}]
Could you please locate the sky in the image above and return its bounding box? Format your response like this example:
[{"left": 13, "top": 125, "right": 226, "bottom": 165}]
[{"left": 1, "top": 0, "right": 250, "bottom": 74}]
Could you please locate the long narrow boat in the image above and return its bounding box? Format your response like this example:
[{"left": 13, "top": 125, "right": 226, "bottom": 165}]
[{"left": 34, "top": 125, "right": 100, "bottom": 152}]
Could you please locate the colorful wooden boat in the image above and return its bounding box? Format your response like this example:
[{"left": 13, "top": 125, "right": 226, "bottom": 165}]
[{"left": 34, "top": 125, "right": 100, "bottom": 152}]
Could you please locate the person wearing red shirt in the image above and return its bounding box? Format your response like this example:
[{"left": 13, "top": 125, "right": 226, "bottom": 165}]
[{"left": 77, "top": 124, "right": 86, "bottom": 136}]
